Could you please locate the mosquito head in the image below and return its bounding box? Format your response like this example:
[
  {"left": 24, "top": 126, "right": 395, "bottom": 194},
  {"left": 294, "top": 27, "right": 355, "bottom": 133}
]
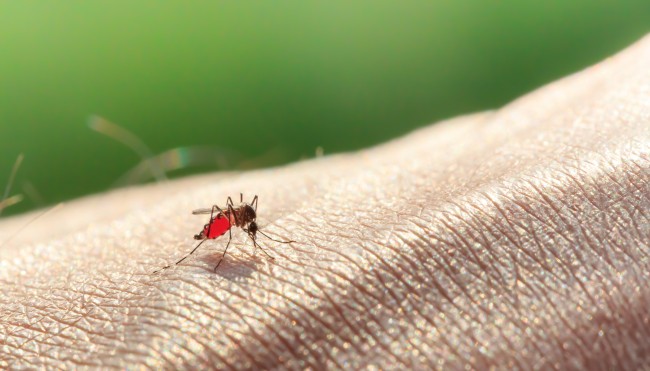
[{"left": 248, "top": 221, "right": 259, "bottom": 236}]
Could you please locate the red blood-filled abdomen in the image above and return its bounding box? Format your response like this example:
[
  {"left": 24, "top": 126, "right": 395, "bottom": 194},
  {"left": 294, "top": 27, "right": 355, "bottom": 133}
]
[{"left": 204, "top": 215, "right": 231, "bottom": 239}]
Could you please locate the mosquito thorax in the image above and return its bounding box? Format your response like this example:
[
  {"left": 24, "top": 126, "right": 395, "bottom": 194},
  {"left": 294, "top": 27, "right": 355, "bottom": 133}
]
[{"left": 240, "top": 204, "right": 257, "bottom": 224}]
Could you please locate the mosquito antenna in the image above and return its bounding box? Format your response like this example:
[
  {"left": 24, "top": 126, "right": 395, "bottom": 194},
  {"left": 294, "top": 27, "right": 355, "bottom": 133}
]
[
  {"left": 153, "top": 238, "right": 208, "bottom": 274},
  {"left": 0, "top": 154, "right": 24, "bottom": 217}
]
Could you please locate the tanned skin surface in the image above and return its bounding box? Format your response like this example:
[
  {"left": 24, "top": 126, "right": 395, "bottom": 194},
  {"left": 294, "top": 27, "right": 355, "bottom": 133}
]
[{"left": 1, "top": 35, "right": 649, "bottom": 369}]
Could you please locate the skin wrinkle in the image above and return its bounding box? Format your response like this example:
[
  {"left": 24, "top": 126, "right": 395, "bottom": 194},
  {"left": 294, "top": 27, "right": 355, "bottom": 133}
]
[
  {"left": 344, "top": 283, "right": 419, "bottom": 361},
  {"left": 403, "top": 230, "right": 466, "bottom": 310},
  {"left": 8, "top": 312, "right": 80, "bottom": 350},
  {"left": 595, "top": 315, "right": 628, "bottom": 367},
  {"left": 412, "top": 215, "right": 486, "bottom": 293},
  {"left": 417, "top": 236, "right": 491, "bottom": 342},
  {"left": 601, "top": 157, "right": 649, "bottom": 241},
  {"left": 288, "top": 296, "right": 350, "bottom": 369},
  {"left": 151, "top": 327, "right": 218, "bottom": 370},
  {"left": 452, "top": 208, "right": 514, "bottom": 296},
  {"left": 550, "top": 162, "right": 612, "bottom": 255},
  {"left": 556, "top": 284, "right": 648, "bottom": 368},
  {"left": 438, "top": 142, "right": 636, "bottom": 366},
  {"left": 35, "top": 291, "right": 124, "bottom": 342},
  {"left": 438, "top": 212, "right": 493, "bottom": 285},
  {"left": 129, "top": 287, "right": 224, "bottom": 368},
  {"left": 157, "top": 336, "right": 194, "bottom": 370},
  {"left": 240, "top": 297, "right": 318, "bottom": 367},
  {"left": 525, "top": 182, "right": 601, "bottom": 310},
  {"left": 312, "top": 298, "right": 410, "bottom": 369},
  {"left": 316, "top": 257, "right": 406, "bottom": 342},
  {"left": 479, "top": 203, "right": 536, "bottom": 292},
  {"left": 548, "top": 212, "right": 644, "bottom": 366},
  {"left": 307, "top": 280, "right": 365, "bottom": 357},
  {"left": 512, "top": 254, "right": 584, "bottom": 354},
  {"left": 425, "top": 218, "right": 492, "bottom": 330},
  {"left": 547, "top": 166, "right": 617, "bottom": 265},
  {"left": 267, "top": 229, "right": 414, "bottom": 367},
  {"left": 261, "top": 287, "right": 366, "bottom": 366},
  {"left": 500, "top": 203, "right": 574, "bottom": 301},
  {"left": 156, "top": 328, "right": 227, "bottom": 370},
  {"left": 582, "top": 153, "right": 648, "bottom": 254},
  {"left": 150, "top": 286, "right": 253, "bottom": 368},
  {"left": 178, "top": 337, "right": 227, "bottom": 368},
  {"left": 361, "top": 241, "right": 424, "bottom": 316},
  {"left": 12, "top": 329, "right": 99, "bottom": 369},
  {"left": 215, "top": 262, "right": 336, "bottom": 369},
  {"left": 511, "top": 192, "right": 581, "bottom": 288},
  {"left": 393, "top": 228, "right": 473, "bottom": 364},
  {"left": 451, "top": 202, "right": 511, "bottom": 287},
  {"left": 512, "top": 186, "right": 577, "bottom": 260},
  {"left": 482, "top": 190, "right": 536, "bottom": 249},
  {"left": 364, "top": 266, "right": 421, "bottom": 343},
  {"left": 618, "top": 173, "right": 647, "bottom": 245},
  {"left": 450, "top": 205, "right": 524, "bottom": 342},
  {"left": 582, "top": 176, "right": 631, "bottom": 263},
  {"left": 437, "top": 210, "right": 509, "bottom": 294},
  {"left": 150, "top": 290, "right": 227, "bottom": 338},
  {"left": 385, "top": 232, "right": 460, "bottom": 340}
]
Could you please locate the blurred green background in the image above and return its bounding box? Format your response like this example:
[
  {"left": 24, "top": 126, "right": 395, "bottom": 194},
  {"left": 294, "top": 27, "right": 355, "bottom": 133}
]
[{"left": 1, "top": 1, "right": 649, "bottom": 216}]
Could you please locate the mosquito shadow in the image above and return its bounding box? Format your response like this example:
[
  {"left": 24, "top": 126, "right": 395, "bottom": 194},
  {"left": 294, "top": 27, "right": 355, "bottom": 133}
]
[{"left": 198, "top": 253, "right": 268, "bottom": 281}]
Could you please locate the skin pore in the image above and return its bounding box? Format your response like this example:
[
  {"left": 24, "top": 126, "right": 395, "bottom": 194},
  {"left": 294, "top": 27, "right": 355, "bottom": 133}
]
[{"left": 0, "top": 35, "right": 649, "bottom": 369}]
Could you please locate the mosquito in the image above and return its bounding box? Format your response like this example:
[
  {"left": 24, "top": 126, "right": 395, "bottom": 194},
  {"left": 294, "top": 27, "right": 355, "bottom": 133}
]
[{"left": 153, "top": 194, "right": 294, "bottom": 273}]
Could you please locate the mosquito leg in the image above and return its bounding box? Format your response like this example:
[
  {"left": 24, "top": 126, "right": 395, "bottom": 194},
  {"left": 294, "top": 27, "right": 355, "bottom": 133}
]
[
  {"left": 228, "top": 203, "right": 239, "bottom": 227},
  {"left": 251, "top": 195, "right": 258, "bottom": 212},
  {"left": 212, "top": 203, "right": 237, "bottom": 272},
  {"left": 226, "top": 196, "right": 234, "bottom": 208},
  {"left": 153, "top": 239, "right": 208, "bottom": 274},
  {"left": 257, "top": 229, "right": 296, "bottom": 244},
  {"left": 204, "top": 204, "right": 224, "bottom": 237},
  {"left": 214, "top": 226, "right": 232, "bottom": 272},
  {"left": 249, "top": 232, "right": 275, "bottom": 261},
  {"left": 240, "top": 193, "right": 243, "bottom": 203},
  {"left": 213, "top": 203, "right": 229, "bottom": 232},
  {"left": 243, "top": 227, "right": 259, "bottom": 255},
  {"left": 209, "top": 203, "right": 219, "bottom": 222},
  {"left": 214, "top": 204, "right": 226, "bottom": 218},
  {"left": 154, "top": 204, "right": 224, "bottom": 274}
]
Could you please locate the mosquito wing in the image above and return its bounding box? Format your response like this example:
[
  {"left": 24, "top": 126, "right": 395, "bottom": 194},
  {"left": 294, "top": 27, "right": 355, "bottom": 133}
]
[
  {"left": 192, "top": 206, "right": 231, "bottom": 216},
  {"left": 192, "top": 207, "right": 215, "bottom": 215}
]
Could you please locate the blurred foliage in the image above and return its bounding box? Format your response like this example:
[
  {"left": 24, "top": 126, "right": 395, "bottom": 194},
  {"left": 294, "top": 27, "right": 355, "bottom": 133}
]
[{"left": 1, "top": 1, "right": 649, "bottom": 216}]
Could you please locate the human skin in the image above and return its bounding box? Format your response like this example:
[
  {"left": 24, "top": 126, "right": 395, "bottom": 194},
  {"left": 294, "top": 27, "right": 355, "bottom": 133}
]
[{"left": 1, "top": 35, "right": 649, "bottom": 370}]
